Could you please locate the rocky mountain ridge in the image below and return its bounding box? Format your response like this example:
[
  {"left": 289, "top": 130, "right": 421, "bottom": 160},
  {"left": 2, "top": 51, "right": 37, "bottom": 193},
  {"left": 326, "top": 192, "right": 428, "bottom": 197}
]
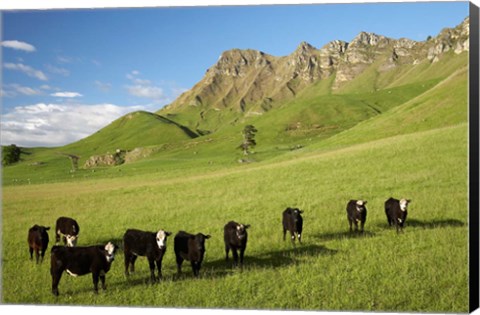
[{"left": 161, "top": 17, "right": 469, "bottom": 127}]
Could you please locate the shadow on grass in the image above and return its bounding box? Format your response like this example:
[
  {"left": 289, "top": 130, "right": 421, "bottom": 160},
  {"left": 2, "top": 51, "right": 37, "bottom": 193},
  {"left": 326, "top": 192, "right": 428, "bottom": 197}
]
[
  {"left": 406, "top": 218, "right": 466, "bottom": 229},
  {"left": 312, "top": 230, "right": 376, "bottom": 242},
  {"left": 204, "top": 244, "right": 337, "bottom": 272},
  {"left": 375, "top": 218, "right": 466, "bottom": 230}
]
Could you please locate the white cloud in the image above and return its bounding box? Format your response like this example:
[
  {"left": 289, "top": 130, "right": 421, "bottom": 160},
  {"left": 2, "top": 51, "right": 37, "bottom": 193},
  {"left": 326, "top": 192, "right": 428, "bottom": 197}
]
[
  {"left": 1, "top": 40, "right": 36, "bottom": 52},
  {"left": 94, "top": 80, "right": 112, "bottom": 92},
  {"left": 125, "top": 70, "right": 167, "bottom": 102},
  {"left": 4, "top": 62, "right": 48, "bottom": 81},
  {"left": 46, "top": 64, "right": 70, "bottom": 76},
  {"left": 126, "top": 85, "right": 164, "bottom": 99},
  {"left": 1, "top": 84, "right": 44, "bottom": 97},
  {"left": 51, "top": 91, "right": 83, "bottom": 98},
  {"left": 0, "top": 102, "right": 147, "bottom": 147}
]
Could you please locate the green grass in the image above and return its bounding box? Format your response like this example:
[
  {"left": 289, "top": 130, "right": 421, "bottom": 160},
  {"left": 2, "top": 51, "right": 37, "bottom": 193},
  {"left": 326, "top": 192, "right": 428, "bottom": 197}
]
[{"left": 2, "top": 123, "right": 468, "bottom": 312}]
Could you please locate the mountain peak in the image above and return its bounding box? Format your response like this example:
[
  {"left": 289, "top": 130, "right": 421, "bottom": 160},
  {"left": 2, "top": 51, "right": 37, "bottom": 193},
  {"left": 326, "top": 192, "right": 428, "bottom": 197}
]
[{"left": 350, "top": 31, "right": 389, "bottom": 47}]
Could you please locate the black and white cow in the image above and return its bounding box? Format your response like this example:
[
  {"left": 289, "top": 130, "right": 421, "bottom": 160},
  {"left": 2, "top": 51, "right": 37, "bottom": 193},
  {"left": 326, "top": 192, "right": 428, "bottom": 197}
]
[
  {"left": 282, "top": 207, "right": 303, "bottom": 244},
  {"left": 346, "top": 200, "right": 368, "bottom": 233},
  {"left": 224, "top": 221, "right": 250, "bottom": 267},
  {"left": 27, "top": 225, "right": 50, "bottom": 263},
  {"left": 385, "top": 197, "right": 411, "bottom": 233},
  {"left": 50, "top": 242, "right": 117, "bottom": 296},
  {"left": 174, "top": 231, "right": 211, "bottom": 277},
  {"left": 55, "top": 216, "right": 80, "bottom": 247},
  {"left": 123, "top": 228, "right": 171, "bottom": 282}
]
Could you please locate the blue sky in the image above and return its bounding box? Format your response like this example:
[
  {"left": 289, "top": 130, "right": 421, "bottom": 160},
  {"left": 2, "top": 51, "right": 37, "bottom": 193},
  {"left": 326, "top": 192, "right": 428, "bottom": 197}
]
[{"left": 0, "top": 1, "right": 470, "bottom": 147}]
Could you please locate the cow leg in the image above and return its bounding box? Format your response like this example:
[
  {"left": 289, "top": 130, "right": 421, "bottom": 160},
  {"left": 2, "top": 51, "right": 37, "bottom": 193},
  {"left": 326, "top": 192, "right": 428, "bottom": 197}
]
[
  {"left": 35, "top": 249, "right": 40, "bottom": 264},
  {"left": 148, "top": 258, "right": 157, "bottom": 282},
  {"left": 92, "top": 272, "right": 100, "bottom": 294},
  {"left": 156, "top": 260, "right": 163, "bottom": 281},
  {"left": 225, "top": 245, "right": 230, "bottom": 262},
  {"left": 239, "top": 248, "right": 245, "bottom": 266},
  {"left": 40, "top": 249, "right": 46, "bottom": 263},
  {"left": 298, "top": 233, "right": 302, "bottom": 244},
  {"left": 232, "top": 248, "right": 239, "bottom": 267},
  {"left": 348, "top": 218, "right": 353, "bottom": 232},
  {"left": 283, "top": 227, "right": 287, "bottom": 241},
  {"left": 55, "top": 232, "right": 60, "bottom": 245},
  {"left": 360, "top": 221, "right": 365, "bottom": 233},
  {"left": 124, "top": 252, "right": 131, "bottom": 276},
  {"left": 130, "top": 255, "right": 137, "bottom": 273},
  {"left": 29, "top": 247, "right": 34, "bottom": 261},
  {"left": 191, "top": 261, "right": 200, "bottom": 277},
  {"left": 100, "top": 271, "right": 107, "bottom": 290},
  {"left": 51, "top": 269, "right": 63, "bottom": 296},
  {"left": 290, "top": 232, "right": 296, "bottom": 243},
  {"left": 176, "top": 256, "right": 184, "bottom": 275}
]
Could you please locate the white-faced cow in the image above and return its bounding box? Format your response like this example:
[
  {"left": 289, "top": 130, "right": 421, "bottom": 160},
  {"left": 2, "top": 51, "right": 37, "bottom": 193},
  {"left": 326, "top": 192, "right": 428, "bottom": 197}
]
[
  {"left": 50, "top": 242, "right": 117, "bottom": 296},
  {"left": 282, "top": 207, "right": 304, "bottom": 244},
  {"left": 55, "top": 216, "right": 80, "bottom": 247},
  {"left": 385, "top": 197, "right": 411, "bottom": 233},
  {"left": 346, "top": 200, "right": 368, "bottom": 233},
  {"left": 123, "top": 228, "right": 171, "bottom": 282},
  {"left": 28, "top": 225, "right": 50, "bottom": 263},
  {"left": 224, "top": 221, "right": 250, "bottom": 267},
  {"left": 174, "top": 231, "right": 211, "bottom": 277}
]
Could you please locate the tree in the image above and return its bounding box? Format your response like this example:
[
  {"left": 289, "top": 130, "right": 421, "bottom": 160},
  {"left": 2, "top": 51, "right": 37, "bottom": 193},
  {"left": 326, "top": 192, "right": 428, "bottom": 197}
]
[
  {"left": 2, "top": 144, "right": 21, "bottom": 166},
  {"left": 238, "top": 125, "right": 258, "bottom": 155}
]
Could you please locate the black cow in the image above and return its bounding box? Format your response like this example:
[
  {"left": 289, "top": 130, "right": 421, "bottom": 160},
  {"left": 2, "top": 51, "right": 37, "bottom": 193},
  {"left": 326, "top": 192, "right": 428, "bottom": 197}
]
[
  {"left": 174, "top": 231, "right": 211, "bottom": 277},
  {"left": 346, "top": 200, "right": 368, "bottom": 233},
  {"left": 28, "top": 225, "right": 50, "bottom": 263},
  {"left": 123, "top": 228, "right": 171, "bottom": 282},
  {"left": 55, "top": 216, "right": 80, "bottom": 247},
  {"left": 385, "top": 197, "right": 411, "bottom": 233},
  {"left": 282, "top": 207, "right": 303, "bottom": 244},
  {"left": 224, "top": 221, "right": 250, "bottom": 267},
  {"left": 50, "top": 242, "right": 117, "bottom": 296}
]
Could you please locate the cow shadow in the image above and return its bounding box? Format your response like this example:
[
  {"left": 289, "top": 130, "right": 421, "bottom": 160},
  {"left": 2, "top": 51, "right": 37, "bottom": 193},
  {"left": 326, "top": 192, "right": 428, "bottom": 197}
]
[
  {"left": 204, "top": 244, "right": 337, "bottom": 273},
  {"left": 312, "top": 230, "right": 376, "bottom": 242},
  {"left": 406, "top": 218, "right": 466, "bottom": 229},
  {"left": 375, "top": 218, "right": 466, "bottom": 230}
]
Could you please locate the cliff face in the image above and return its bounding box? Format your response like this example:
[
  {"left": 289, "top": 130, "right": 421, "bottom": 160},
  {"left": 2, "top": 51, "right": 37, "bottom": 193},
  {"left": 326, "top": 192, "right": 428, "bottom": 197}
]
[{"left": 161, "top": 17, "right": 469, "bottom": 122}]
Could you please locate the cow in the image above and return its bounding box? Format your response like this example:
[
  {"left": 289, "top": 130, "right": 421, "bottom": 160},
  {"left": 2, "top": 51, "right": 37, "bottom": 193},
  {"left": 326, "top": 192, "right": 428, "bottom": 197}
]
[
  {"left": 123, "top": 228, "right": 172, "bottom": 282},
  {"left": 282, "top": 207, "right": 303, "bottom": 244},
  {"left": 55, "top": 216, "right": 80, "bottom": 247},
  {"left": 346, "top": 200, "right": 368, "bottom": 233},
  {"left": 385, "top": 197, "right": 411, "bottom": 233},
  {"left": 224, "top": 221, "right": 250, "bottom": 267},
  {"left": 50, "top": 242, "right": 117, "bottom": 296},
  {"left": 27, "top": 225, "right": 50, "bottom": 263},
  {"left": 174, "top": 231, "right": 211, "bottom": 277}
]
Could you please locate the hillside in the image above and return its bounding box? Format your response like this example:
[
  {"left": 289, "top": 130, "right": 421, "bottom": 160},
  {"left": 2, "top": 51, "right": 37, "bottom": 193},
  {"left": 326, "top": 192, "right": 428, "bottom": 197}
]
[{"left": 62, "top": 111, "right": 198, "bottom": 158}]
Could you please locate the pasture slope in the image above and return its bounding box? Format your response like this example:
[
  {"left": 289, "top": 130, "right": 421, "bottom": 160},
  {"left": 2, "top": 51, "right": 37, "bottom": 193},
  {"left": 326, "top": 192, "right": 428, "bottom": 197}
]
[{"left": 2, "top": 121, "right": 468, "bottom": 312}]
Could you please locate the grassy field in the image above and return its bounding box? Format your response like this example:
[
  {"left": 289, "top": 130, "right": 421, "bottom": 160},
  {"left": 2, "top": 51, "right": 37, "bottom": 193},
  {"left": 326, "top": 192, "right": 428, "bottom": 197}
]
[{"left": 1, "top": 122, "right": 468, "bottom": 312}]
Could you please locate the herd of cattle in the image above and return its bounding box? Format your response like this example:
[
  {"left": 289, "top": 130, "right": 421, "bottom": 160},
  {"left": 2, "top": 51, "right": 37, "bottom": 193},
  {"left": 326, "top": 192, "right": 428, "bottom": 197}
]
[{"left": 26, "top": 197, "right": 411, "bottom": 296}]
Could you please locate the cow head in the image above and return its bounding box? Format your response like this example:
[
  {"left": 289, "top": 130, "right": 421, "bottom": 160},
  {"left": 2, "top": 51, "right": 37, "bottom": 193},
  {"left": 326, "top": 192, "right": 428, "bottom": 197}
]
[
  {"left": 104, "top": 242, "right": 117, "bottom": 263},
  {"left": 356, "top": 200, "right": 367, "bottom": 212},
  {"left": 290, "top": 208, "right": 303, "bottom": 221},
  {"left": 236, "top": 223, "right": 250, "bottom": 240},
  {"left": 65, "top": 234, "right": 78, "bottom": 247},
  {"left": 399, "top": 199, "right": 411, "bottom": 212},
  {"left": 156, "top": 230, "right": 172, "bottom": 250}
]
